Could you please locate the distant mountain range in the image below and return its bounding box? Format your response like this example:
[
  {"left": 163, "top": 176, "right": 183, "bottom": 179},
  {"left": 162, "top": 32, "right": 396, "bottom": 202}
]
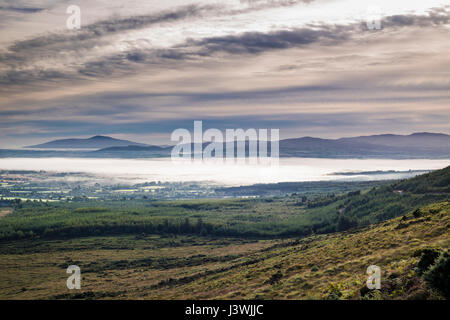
[
  {"left": 279, "top": 132, "right": 450, "bottom": 158},
  {"left": 10, "top": 132, "right": 450, "bottom": 159},
  {"left": 26, "top": 135, "right": 148, "bottom": 149},
  {"left": 339, "top": 132, "right": 450, "bottom": 148}
]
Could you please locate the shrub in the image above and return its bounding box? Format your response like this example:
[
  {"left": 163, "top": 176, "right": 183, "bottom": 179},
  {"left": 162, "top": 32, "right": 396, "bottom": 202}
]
[
  {"left": 413, "top": 209, "right": 422, "bottom": 218},
  {"left": 266, "top": 271, "right": 283, "bottom": 285},
  {"left": 423, "top": 251, "right": 450, "bottom": 298},
  {"left": 417, "top": 248, "right": 442, "bottom": 275},
  {"left": 326, "top": 282, "right": 343, "bottom": 300},
  {"left": 360, "top": 290, "right": 382, "bottom": 300}
]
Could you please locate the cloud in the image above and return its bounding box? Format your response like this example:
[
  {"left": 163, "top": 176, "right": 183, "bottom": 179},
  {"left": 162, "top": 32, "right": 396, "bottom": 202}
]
[
  {"left": 383, "top": 7, "right": 450, "bottom": 27},
  {"left": 0, "top": 1, "right": 449, "bottom": 146},
  {"left": 0, "top": 6, "right": 45, "bottom": 13},
  {"left": 234, "top": 0, "right": 315, "bottom": 14},
  {"left": 1, "top": 7, "right": 449, "bottom": 87},
  {"left": 8, "top": 4, "right": 216, "bottom": 53},
  {"left": 3, "top": 0, "right": 315, "bottom": 56},
  {"left": 188, "top": 26, "right": 353, "bottom": 55}
]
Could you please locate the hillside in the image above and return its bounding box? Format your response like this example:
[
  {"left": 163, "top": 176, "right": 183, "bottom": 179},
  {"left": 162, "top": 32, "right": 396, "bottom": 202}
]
[
  {"left": 306, "top": 165, "right": 450, "bottom": 231},
  {"left": 153, "top": 201, "right": 449, "bottom": 300},
  {"left": 136, "top": 201, "right": 449, "bottom": 300},
  {"left": 0, "top": 201, "right": 447, "bottom": 299}
]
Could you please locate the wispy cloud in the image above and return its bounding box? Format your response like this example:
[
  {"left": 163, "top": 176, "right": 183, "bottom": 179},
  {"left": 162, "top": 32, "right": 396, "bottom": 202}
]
[
  {"left": 1, "top": 7, "right": 449, "bottom": 86},
  {"left": 0, "top": 6, "right": 44, "bottom": 13}
]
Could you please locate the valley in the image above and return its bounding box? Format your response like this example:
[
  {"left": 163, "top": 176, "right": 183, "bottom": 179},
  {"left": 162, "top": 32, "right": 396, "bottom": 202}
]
[{"left": 0, "top": 167, "right": 448, "bottom": 299}]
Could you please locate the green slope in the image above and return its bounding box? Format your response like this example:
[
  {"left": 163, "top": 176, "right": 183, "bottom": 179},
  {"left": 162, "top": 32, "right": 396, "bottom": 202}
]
[{"left": 140, "top": 201, "right": 449, "bottom": 300}]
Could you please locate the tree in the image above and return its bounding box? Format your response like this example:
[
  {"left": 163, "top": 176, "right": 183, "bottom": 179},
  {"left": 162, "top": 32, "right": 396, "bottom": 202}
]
[
  {"left": 423, "top": 251, "right": 450, "bottom": 298},
  {"left": 196, "top": 218, "right": 204, "bottom": 234},
  {"left": 181, "top": 218, "right": 191, "bottom": 233},
  {"left": 337, "top": 214, "right": 358, "bottom": 231},
  {"left": 417, "top": 248, "right": 442, "bottom": 275}
]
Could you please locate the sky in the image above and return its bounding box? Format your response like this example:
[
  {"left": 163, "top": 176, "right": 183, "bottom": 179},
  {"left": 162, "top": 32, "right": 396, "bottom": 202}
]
[{"left": 0, "top": 0, "right": 449, "bottom": 148}]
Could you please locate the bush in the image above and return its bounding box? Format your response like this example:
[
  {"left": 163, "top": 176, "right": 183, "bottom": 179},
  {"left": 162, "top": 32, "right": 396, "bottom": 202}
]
[
  {"left": 266, "top": 271, "right": 283, "bottom": 285},
  {"left": 423, "top": 251, "right": 450, "bottom": 299},
  {"left": 417, "top": 248, "right": 442, "bottom": 275},
  {"left": 360, "top": 290, "right": 382, "bottom": 300},
  {"left": 326, "top": 283, "right": 343, "bottom": 300},
  {"left": 413, "top": 209, "right": 422, "bottom": 218}
]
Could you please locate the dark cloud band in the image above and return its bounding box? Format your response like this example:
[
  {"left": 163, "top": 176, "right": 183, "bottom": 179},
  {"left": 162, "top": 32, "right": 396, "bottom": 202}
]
[{"left": 0, "top": 6, "right": 448, "bottom": 87}]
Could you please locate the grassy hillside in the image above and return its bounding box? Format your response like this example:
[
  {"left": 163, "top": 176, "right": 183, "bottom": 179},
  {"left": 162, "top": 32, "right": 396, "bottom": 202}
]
[{"left": 0, "top": 201, "right": 447, "bottom": 299}]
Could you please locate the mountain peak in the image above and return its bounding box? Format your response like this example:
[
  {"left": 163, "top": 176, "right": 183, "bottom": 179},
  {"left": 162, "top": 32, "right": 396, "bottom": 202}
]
[
  {"left": 88, "top": 135, "right": 116, "bottom": 140},
  {"left": 26, "top": 136, "right": 148, "bottom": 149},
  {"left": 410, "top": 132, "right": 448, "bottom": 137}
]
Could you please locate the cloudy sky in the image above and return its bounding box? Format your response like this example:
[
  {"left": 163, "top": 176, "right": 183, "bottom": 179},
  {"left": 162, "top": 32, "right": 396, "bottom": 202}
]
[{"left": 0, "top": 0, "right": 449, "bottom": 147}]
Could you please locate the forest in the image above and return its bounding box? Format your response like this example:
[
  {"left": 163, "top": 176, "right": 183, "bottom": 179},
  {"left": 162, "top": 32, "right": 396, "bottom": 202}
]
[{"left": 0, "top": 166, "right": 448, "bottom": 241}]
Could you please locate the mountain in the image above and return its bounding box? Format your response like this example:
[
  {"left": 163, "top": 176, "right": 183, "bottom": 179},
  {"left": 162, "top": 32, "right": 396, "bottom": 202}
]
[
  {"left": 338, "top": 132, "right": 450, "bottom": 149},
  {"left": 279, "top": 132, "right": 450, "bottom": 158},
  {"left": 13, "top": 132, "right": 450, "bottom": 158},
  {"left": 98, "top": 132, "right": 450, "bottom": 158},
  {"left": 25, "top": 135, "right": 148, "bottom": 149}
]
